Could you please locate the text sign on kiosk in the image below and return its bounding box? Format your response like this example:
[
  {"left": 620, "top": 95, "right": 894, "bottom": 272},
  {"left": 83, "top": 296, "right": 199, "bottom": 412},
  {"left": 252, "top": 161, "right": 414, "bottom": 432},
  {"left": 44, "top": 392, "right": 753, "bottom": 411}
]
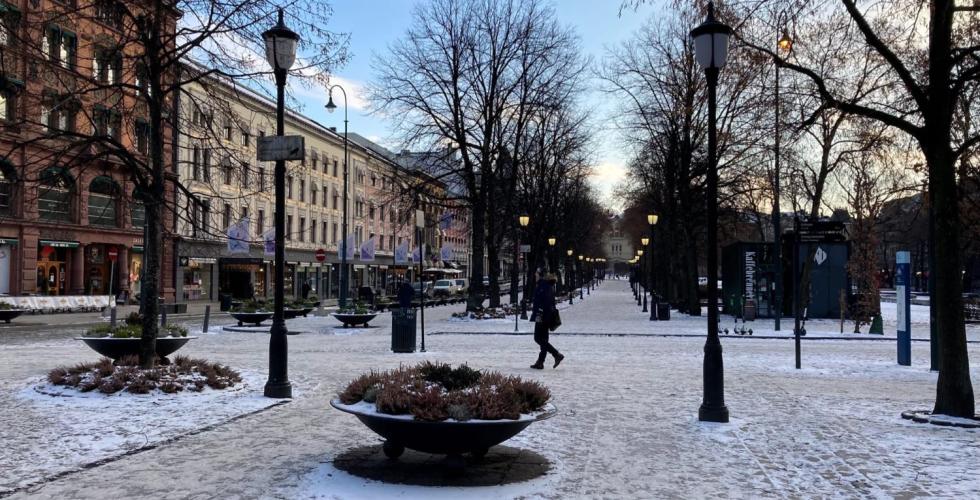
[{"left": 257, "top": 135, "right": 306, "bottom": 162}]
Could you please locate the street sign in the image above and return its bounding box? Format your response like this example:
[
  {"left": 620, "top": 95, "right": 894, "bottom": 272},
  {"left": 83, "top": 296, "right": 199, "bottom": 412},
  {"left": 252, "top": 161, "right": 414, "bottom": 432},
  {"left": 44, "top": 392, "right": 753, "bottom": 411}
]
[
  {"left": 257, "top": 135, "right": 305, "bottom": 162},
  {"left": 107, "top": 247, "right": 118, "bottom": 262},
  {"left": 179, "top": 256, "right": 190, "bottom": 267},
  {"left": 798, "top": 219, "right": 846, "bottom": 243},
  {"left": 415, "top": 209, "right": 425, "bottom": 228},
  {"left": 315, "top": 248, "right": 326, "bottom": 262},
  {"left": 519, "top": 244, "right": 531, "bottom": 253}
]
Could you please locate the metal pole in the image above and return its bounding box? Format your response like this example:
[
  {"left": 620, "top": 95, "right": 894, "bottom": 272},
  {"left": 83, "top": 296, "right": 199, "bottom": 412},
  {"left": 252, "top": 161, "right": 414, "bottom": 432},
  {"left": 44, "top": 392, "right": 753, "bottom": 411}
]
[
  {"left": 793, "top": 216, "right": 802, "bottom": 370},
  {"left": 419, "top": 226, "right": 425, "bottom": 352},
  {"left": 203, "top": 304, "right": 211, "bottom": 333},
  {"left": 773, "top": 48, "right": 783, "bottom": 332},
  {"left": 699, "top": 66, "right": 729, "bottom": 423},
  {"left": 339, "top": 88, "right": 350, "bottom": 309},
  {"left": 264, "top": 56, "right": 292, "bottom": 399},
  {"left": 650, "top": 225, "right": 657, "bottom": 321}
]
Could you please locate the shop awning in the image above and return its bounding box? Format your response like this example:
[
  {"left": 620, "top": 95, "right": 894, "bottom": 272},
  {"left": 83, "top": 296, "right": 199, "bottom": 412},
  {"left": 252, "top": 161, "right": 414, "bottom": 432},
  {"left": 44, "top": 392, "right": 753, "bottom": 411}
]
[
  {"left": 39, "top": 240, "right": 79, "bottom": 248},
  {"left": 131, "top": 245, "right": 143, "bottom": 253},
  {"left": 0, "top": 237, "right": 17, "bottom": 246}
]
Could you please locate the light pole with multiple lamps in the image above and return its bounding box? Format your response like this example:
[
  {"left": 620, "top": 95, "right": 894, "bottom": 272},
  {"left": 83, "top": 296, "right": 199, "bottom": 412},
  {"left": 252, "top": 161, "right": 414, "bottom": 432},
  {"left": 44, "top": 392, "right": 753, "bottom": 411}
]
[
  {"left": 261, "top": 9, "right": 299, "bottom": 399},
  {"left": 577, "top": 255, "right": 584, "bottom": 299},
  {"left": 772, "top": 22, "right": 792, "bottom": 331},
  {"left": 325, "top": 86, "right": 350, "bottom": 308},
  {"left": 691, "top": 1, "right": 731, "bottom": 423},
  {"left": 519, "top": 215, "right": 530, "bottom": 320},
  {"left": 547, "top": 237, "right": 557, "bottom": 275},
  {"left": 637, "top": 248, "right": 646, "bottom": 308}
]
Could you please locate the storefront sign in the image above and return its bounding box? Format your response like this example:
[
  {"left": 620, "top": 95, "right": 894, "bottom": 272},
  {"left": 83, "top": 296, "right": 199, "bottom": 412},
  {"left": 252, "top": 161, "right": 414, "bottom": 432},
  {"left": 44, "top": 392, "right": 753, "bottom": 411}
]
[
  {"left": 0, "top": 237, "right": 18, "bottom": 246},
  {"left": 744, "top": 250, "right": 756, "bottom": 299},
  {"left": 179, "top": 256, "right": 190, "bottom": 267},
  {"left": 39, "top": 240, "right": 79, "bottom": 248}
]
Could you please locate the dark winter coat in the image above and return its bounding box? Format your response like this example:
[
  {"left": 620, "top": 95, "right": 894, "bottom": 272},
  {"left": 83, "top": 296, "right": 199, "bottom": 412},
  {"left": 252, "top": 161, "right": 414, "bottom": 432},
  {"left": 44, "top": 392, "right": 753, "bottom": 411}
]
[
  {"left": 529, "top": 279, "right": 556, "bottom": 323},
  {"left": 397, "top": 282, "right": 414, "bottom": 309}
]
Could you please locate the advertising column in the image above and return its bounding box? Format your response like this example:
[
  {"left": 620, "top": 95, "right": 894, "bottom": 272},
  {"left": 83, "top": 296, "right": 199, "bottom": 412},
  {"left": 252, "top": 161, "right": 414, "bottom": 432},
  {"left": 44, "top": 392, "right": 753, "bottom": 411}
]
[{"left": 896, "top": 251, "right": 911, "bottom": 366}]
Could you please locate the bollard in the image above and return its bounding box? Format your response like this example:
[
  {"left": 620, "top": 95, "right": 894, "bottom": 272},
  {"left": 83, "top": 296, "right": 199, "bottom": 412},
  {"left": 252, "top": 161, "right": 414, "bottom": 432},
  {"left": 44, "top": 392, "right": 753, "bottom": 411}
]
[
  {"left": 110, "top": 306, "right": 117, "bottom": 327},
  {"left": 161, "top": 307, "right": 167, "bottom": 326},
  {"left": 203, "top": 304, "right": 211, "bottom": 333}
]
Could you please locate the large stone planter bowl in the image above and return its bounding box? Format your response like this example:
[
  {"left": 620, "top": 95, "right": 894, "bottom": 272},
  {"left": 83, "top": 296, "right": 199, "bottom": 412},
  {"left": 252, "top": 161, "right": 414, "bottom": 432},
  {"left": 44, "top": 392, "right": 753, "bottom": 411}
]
[
  {"left": 331, "top": 313, "right": 377, "bottom": 328},
  {"left": 331, "top": 399, "right": 556, "bottom": 459},
  {"left": 229, "top": 311, "right": 273, "bottom": 326},
  {"left": 283, "top": 308, "right": 305, "bottom": 320},
  {"left": 76, "top": 336, "right": 196, "bottom": 360},
  {"left": 0, "top": 309, "right": 26, "bottom": 323}
]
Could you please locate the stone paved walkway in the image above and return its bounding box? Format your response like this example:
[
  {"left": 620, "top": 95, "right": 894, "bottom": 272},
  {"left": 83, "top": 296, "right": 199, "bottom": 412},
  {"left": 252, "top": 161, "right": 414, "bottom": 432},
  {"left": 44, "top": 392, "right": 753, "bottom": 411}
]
[{"left": 1, "top": 280, "right": 978, "bottom": 499}]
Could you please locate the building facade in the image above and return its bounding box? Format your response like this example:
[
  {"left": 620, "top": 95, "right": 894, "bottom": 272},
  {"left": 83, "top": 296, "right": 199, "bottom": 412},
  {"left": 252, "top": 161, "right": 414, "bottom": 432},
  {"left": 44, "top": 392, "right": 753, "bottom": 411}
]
[{"left": 603, "top": 215, "right": 634, "bottom": 276}]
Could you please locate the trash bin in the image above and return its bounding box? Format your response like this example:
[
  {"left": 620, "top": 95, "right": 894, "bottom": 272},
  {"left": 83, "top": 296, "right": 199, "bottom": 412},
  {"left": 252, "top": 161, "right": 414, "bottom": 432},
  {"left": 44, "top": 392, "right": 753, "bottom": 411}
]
[
  {"left": 391, "top": 307, "right": 417, "bottom": 353},
  {"left": 743, "top": 299, "right": 757, "bottom": 322},
  {"left": 219, "top": 294, "right": 233, "bottom": 312},
  {"left": 657, "top": 302, "right": 670, "bottom": 321}
]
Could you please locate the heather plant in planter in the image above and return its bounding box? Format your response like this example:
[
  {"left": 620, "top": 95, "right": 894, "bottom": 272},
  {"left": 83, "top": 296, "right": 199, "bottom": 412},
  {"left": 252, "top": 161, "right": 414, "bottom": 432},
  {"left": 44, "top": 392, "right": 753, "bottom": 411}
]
[
  {"left": 332, "top": 362, "right": 556, "bottom": 464},
  {"left": 46, "top": 355, "right": 242, "bottom": 395}
]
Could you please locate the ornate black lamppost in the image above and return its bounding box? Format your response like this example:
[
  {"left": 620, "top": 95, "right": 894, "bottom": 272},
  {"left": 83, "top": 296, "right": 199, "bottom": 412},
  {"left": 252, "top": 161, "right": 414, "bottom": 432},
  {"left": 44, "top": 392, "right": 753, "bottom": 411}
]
[
  {"left": 691, "top": 1, "right": 732, "bottom": 423},
  {"left": 519, "top": 215, "right": 530, "bottom": 320},
  {"left": 566, "top": 248, "right": 574, "bottom": 305},
  {"left": 648, "top": 214, "right": 658, "bottom": 320},
  {"left": 326, "top": 86, "right": 349, "bottom": 308},
  {"left": 578, "top": 254, "right": 584, "bottom": 299},
  {"left": 261, "top": 9, "right": 299, "bottom": 399},
  {"left": 772, "top": 22, "right": 792, "bottom": 331}
]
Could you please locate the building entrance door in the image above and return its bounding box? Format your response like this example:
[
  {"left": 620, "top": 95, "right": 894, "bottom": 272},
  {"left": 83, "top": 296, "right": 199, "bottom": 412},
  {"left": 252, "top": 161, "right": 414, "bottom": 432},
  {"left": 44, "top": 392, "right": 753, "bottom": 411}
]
[{"left": 36, "top": 261, "right": 65, "bottom": 295}]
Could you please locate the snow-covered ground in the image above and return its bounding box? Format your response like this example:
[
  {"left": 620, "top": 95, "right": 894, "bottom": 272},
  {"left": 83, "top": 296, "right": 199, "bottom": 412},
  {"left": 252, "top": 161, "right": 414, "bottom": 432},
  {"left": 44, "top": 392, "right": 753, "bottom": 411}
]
[{"left": 0, "top": 279, "right": 977, "bottom": 499}]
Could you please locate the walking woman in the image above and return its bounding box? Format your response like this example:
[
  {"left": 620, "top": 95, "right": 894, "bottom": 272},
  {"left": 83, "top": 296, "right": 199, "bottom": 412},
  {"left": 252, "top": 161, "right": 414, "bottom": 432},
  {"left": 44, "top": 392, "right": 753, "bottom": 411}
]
[{"left": 529, "top": 270, "right": 564, "bottom": 369}]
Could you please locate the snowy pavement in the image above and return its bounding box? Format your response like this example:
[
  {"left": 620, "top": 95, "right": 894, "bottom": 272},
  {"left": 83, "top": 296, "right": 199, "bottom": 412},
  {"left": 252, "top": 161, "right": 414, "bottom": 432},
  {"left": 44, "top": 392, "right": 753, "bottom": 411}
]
[{"left": 0, "top": 279, "right": 978, "bottom": 499}]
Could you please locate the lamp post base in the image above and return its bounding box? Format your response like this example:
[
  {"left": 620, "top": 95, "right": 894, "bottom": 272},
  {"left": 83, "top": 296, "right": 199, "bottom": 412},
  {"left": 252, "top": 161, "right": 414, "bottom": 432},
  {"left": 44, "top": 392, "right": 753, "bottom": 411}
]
[
  {"left": 642, "top": 293, "right": 648, "bottom": 312},
  {"left": 698, "top": 402, "right": 729, "bottom": 423},
  {"left": 264, "top": 381, "right": 293, "bottom": 399},
  {"left": 699, "top": 338, "right": 728, "bottom": 423}
]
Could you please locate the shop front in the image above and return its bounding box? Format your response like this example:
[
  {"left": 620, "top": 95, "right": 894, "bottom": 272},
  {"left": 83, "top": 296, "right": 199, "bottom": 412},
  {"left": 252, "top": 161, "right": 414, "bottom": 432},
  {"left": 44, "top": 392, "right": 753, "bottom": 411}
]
[
  {"left": 36, "top": 240, "right": 77, "bottom": 296},
  {"left": 182, "top": 257, "right": 216, "bottom": 301},
  {"left": 128, "top": 246, "right": 143, "bottom": 299},
  {"left": 219, "top": 257, "right": 263, "bottom": 299},
  {"left": 0, "top": 237, "right": 17, "bottom": 295},
  {"left": 83, "top": 244, "right": 117, "bottom": 296}
]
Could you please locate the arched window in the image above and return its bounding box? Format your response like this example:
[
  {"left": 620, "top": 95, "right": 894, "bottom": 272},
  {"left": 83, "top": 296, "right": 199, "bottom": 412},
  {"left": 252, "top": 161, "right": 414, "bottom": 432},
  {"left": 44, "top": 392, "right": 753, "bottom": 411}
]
[
  {"left": 88, "top": 175, "right": 119, "bottom": 227},
  {"left": 38, "top": 167, "right": 74, "bottom": 222},
  {"left": 0, "top": 160, "right": 16, "bottom": 216},
  {"left": 131, "top": 188, "right": 146, "bottom": 228}
]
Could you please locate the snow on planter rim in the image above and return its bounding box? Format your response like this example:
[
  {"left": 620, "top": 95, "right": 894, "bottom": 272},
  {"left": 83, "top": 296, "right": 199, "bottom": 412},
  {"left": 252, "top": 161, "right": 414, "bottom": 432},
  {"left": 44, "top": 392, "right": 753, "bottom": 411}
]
[{"left": 331, "top": 399, "right": 557, "bottom": 424}]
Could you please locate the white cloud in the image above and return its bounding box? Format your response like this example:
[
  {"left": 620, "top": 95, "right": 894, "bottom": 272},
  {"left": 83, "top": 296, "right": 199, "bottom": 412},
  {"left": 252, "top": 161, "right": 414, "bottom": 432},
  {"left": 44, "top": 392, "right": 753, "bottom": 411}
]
[
  {"left": 590, "top": 161, "right": 628, "bottom": 212},
  {"left": 289, "top": 72, "right": 370, "bottom": 112}
]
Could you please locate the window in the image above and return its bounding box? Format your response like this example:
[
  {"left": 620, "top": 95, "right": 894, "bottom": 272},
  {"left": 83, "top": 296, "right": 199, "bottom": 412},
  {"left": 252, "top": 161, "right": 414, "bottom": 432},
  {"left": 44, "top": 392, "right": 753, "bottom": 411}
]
[
  {"left": 134, "top": 64, "right": 151, "bottom": 98},
  {"left": 203, "top": 149, "right": 211, "bottom": 181},
  {"left": 299, "top": 217, "right": 306, "bottom": 242},
  {"left": 379, "top": 234, "right": 384, "bottom": 251},
  {"left": 287, "top": 176, "right": 293, "bottom": 199},
  {"left": 333, "top": 159, "right": 338, "bottom": 177},
  {"left": 369, "top": 205, "right": 375, "bottom": 220},
  {"left": 322, "top": 184, "right": 328, "bottom": 207},
  {"left": 0, "top": 164, "right": 15, "bottom": 216},
  {"left": 332, "top": 189, "right": 339, "bottom": 210},
  {"left": 222, "top": 204, "right": 231, "bottom": 230},
  {"left": 389, "top": 235, "right": 394, "bottom": 250},
  {"left": 0, "top": 5, "right": 19, "bottom": 48},
  {"left": 43, "top": 26, "right": 77, "bottom": 69},
  {"left": 93, "top": 47, "right": 121, "bottom": 84},
  {"left": 299, "top": 179, "right": 305, "bottom": 202},
  {"left": 87, "top": 176, "right": 118, "bottom": 227},
  {"left": 38, "top": 167, "right": 74, "bottom": 222},
  {"left": 131, "top": 190, "right": 145, "bottom": 228},
  {"left": 321, "top": 221, "right": 327, "bottom": 244},
  {"left": 241, "top": 129, "right": 250, "bottom": 147},
  {"left": 95, "top": 0, "right": 123, "bottom": 28},
  {"left": 135, "top": 120, "right": 149, "bottom": 154},
  {"left": 379, "top": 205, "right": 385, "bottom": 222},
  {"left": 223, "top": 119, "right": 233, "bottom": 141},
  {"left": 332, "top": 222, "right": 338, "bottom": 244},
  {"left": 241, "top": 207, "right": 248, "bottom": 229},
  {"left": 286, "top": 215, "right": 293, "bottom": 241},
  {"left": 371, "top": 174, "right": 377, "bottom": 187},
  {"left": 310, "top": 219, "right": 316, "bottom": 243},
  {"left": 0, "top": 88, "right": 16, "bottom": 122},
  {"left": 201, "top": 200, "right": 211, "bottom": 235},
  {"left": 192, "top": 146, "right": 201, "bottom": 180},
  {"left": 44, "top": 93, "right": 77, "bottom": 133},
  {"left": 257, "top": 209, "right": 265, "bottom": 235},
  {"left": 258, "top": 167, "right": 266, "bottom": 191},
  {"left": 311, "top": 154, "right": 318, "bottom": 171},
  {"left": 310, "top": 184, "right": 317, "bottom": 205},
  {"left": 223, "top": 163, "right": 233, "bottom": 185}
]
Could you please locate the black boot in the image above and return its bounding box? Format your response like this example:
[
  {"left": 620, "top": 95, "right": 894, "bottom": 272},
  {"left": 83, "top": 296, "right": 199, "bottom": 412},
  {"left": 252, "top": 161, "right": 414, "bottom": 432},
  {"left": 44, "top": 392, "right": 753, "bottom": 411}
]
[{"left": 553, "top": 353, "right": 565, "bottom": 369}]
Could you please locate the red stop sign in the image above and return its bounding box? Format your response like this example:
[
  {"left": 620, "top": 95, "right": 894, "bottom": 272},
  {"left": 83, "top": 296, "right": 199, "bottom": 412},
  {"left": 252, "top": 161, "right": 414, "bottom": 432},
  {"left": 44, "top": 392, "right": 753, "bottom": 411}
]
[
  {"left": 315, "top": 248, "right": 326, "bottom": 262},
  {"left": 107, "top": 247, "right": 119, "bottom": 262}
]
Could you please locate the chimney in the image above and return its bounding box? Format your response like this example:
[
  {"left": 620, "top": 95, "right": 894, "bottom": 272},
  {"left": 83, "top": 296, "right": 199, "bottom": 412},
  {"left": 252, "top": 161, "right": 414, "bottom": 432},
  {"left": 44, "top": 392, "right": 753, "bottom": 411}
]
[{"left": 330, "top": 127, "right": 337, "bottom": 132}]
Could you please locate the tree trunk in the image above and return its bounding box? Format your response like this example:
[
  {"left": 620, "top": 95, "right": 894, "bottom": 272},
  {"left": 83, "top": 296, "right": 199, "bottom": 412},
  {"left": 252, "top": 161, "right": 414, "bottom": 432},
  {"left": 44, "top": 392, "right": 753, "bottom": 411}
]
[
  {"left": 487, "top": 238, "right": 501, "bottom": 307},
  {"left": 467, "top": 196, "right": 487, "bottom": 311},
  {"left": 927, "top": 144, "right": 975, "bottom": 416}
]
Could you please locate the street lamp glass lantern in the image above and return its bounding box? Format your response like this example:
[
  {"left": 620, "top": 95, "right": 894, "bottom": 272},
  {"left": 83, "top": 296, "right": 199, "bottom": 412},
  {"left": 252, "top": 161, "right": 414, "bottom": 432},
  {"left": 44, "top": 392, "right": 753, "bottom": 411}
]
[
  {"left": 325, "top": 93, "right": 337, "bottom": 113},
  {"left": 637, "top": 249, "right": 644, "bottom": 257},
  {"left": 690, "top": 2, "right": 732, "bottom": 70},
  {"left": 519, "top": 215, "right": 530, "bottom": 227},
  {"left": 641, "top": 237, "right": 650, "bottom": 246},
  {"left": 262, "top": 9, "right": 300, "bottom": 72},
  {"left": 567, "top": 249, "right": 573, "bottom": 257},
  {"left": 578, "top": 255, "right": 583, "bottom": 261},
  {"left": 777, "top": 29, "right": 793, "bottom": 53},
  {"left": 548, "top": 237, "right": 557, "bottom": 247},
  {"left": 648, "top": 214, "right": 659, "bottom": 225}
]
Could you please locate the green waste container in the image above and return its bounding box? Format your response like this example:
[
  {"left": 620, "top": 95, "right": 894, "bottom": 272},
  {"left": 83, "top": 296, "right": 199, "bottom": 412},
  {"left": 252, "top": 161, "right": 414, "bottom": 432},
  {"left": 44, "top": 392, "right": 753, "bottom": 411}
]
[{"left": 392, "top": 308, "right": 417, "bottom": 353}]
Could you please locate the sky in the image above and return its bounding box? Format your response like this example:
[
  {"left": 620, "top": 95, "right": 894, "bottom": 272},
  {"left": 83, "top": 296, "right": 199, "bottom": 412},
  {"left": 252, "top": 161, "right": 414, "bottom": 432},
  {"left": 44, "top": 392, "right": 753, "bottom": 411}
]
[{"left": 294, "top": 0, "right": 662, "bottom": 212}]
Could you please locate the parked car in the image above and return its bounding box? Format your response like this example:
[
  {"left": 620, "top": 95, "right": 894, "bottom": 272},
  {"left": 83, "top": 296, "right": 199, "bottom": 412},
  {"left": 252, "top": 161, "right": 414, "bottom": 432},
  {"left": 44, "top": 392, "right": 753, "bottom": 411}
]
[
  {"left": 454, "top": 278, "right": 468, "bottom": 293},
  {"left": 433, "top": 280, "right": 455, "bottom": 297},
  {"left": 412, "top": 282, "right": 433, "bottom": 299}
]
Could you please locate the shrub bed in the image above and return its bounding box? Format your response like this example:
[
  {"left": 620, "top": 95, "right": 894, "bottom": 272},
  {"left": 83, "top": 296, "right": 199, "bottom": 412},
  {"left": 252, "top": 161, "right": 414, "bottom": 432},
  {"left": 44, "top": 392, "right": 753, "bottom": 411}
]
[
  {"left": 338, "top": 362, "right": 550, "bottom": 422},
  {"left": 47, "top": 355, "right": 242, "bottom": 395},
  {"left": 450, "top": 304, "right": 519, "bottom": 320}
]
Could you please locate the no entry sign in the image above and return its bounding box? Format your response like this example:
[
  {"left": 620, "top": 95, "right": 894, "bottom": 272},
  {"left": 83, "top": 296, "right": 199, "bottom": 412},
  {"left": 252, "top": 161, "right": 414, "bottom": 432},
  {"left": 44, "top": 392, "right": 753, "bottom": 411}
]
[
  {"left": 315, "top": 248, "right": 326, "bottom": 262},
  {"left": 107, "top": 247, "right": 119, "bottom": 262}
]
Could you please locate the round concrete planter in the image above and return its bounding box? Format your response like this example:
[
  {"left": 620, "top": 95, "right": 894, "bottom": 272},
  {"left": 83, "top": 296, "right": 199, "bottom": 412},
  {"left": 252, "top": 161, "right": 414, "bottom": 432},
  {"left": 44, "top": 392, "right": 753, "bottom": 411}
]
[
  {"left": 331, "top": 313, "right": 377, "bottom": 328},
  {"left": 0, "top": 309, "right": 26, "bottom": 323},
  {"left": 331, "top": 399, "right": 556, "bottom": 461},
  {"left": 229, "top": 311, "right": 273, "bottom": 326},
  {"left": 76, "top": 336, "right": 196, "bottom": 360}
]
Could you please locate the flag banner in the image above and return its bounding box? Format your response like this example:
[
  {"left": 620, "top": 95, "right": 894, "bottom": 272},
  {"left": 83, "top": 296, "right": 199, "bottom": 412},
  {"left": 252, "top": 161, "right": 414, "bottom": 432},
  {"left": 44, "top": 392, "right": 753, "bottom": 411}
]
[
  {"left": 439, "top": 211, "right": 453, "bottom": 230},
  {"left": 360, "top": 236, "right": 376, "bottom": 261},
  {"left": 344, "top": 233, "right": 357, "bottom": 260},
  {"left": 227, "top": 217, "right": 250, "bottom": 254},
  {"left": 440, "top": 243, "right": 454, "bottom": 262},
  {"left": 263, "top": 229, "right": 275, "bottom": 256},
  {"left": 412, "top": 245, "right": 423, "bottom": 264},
  {"left": 394, "top": 241, "right": 409, "bottom": 264}
]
